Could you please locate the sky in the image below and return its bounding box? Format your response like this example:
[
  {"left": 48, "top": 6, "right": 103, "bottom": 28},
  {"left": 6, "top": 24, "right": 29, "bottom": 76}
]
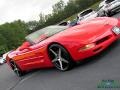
[{"left": 0, "top": 0, "right": 68, "bottom": 24}]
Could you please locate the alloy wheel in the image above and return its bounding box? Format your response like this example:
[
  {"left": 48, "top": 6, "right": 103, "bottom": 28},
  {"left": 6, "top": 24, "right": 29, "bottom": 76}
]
[{"left": 49, "top": 44, "right": 73, "bottom": 71}]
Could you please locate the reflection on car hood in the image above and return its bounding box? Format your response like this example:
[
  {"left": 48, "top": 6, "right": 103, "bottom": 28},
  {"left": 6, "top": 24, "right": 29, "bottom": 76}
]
[
  {"left": 54, "top": 17, "right": 118, "bottom": 43},
  {"left": 7, "top": 50, "right": 20, "bottom": 59}
]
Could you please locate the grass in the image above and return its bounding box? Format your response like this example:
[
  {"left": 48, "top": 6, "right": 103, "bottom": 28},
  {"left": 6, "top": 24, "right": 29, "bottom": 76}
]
[
  {"left": 91, "top": 1, "right": 101, "bottom": 10},
  {"left": 64, "top": 1, "right": 101, "bottom": 21}
]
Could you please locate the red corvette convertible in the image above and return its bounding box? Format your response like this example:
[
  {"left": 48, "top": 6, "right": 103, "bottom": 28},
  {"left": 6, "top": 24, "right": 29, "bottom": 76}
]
[{"left": 7, "top": 17, "right": 120, "bottom": 76}]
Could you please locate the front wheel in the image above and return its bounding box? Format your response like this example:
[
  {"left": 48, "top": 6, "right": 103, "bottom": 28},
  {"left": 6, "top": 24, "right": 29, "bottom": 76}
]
[{"left": 48, "top": 44, "right": 74, "bottom": 71}]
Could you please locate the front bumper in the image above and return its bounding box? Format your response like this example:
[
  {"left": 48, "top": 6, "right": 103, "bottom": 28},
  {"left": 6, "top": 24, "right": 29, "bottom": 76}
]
[{"left": 73, "top": 31, "right": 120, "bottom": 61}]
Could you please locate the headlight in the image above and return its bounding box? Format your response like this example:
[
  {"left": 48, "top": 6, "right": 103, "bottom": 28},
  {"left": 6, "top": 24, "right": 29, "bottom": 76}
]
[
  {"left": 112, "top": 26, "right": 120, "bottom": 35},
  {"left": 79, "top": 43, "right": 95, "bottom": 51}
]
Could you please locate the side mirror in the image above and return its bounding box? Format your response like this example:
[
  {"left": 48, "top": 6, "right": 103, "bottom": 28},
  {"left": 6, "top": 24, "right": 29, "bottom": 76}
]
[{"left": 19, "top": 47, "right": 31, "bottom": 51}]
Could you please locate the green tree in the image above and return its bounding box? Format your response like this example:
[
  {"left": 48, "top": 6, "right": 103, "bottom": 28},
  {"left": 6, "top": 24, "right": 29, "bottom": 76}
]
[
  {"left": 0, "top": 20, "right": 29, "bottom": 52},
  {"left": 0, "top": 34, "right": 8, "bottom": 55},
  {"left": 52, "top": 0, "right": 65, "bottom": 14},
  {"left": 35, "top": 0, "right": 101, "bottom": 30}
]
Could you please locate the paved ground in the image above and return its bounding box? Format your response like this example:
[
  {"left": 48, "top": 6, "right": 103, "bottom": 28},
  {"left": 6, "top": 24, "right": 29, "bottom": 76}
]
[{"left": 0, "top": 13, "right": 120, "bottom": 90}]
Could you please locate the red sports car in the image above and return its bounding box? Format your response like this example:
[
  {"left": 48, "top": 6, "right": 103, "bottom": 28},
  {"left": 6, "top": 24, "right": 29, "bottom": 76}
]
[{"left": 7, "top": 17, "right": 120, "bottom": 76}]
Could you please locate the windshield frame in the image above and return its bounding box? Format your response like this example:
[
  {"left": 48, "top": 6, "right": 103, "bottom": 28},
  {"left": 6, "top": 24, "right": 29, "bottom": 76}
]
[{"left": 25, "top": 25, "right": 68, "bottom": 44}]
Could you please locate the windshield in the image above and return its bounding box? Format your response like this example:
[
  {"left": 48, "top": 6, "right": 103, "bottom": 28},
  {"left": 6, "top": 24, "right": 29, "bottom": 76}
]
[
  {"left": 25, "top": 26, "right": 68, "bottom": 44},
  {"left": 105, "top": 0, "right": 114, "bottom": 4},
  {"left": 80, "top": 9, "right": 93, "bottom": 17}
]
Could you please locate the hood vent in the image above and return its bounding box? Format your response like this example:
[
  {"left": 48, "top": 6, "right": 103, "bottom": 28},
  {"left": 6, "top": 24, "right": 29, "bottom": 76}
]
[{"left": 95, "top": 35, "right": 112, "bottom": 45}]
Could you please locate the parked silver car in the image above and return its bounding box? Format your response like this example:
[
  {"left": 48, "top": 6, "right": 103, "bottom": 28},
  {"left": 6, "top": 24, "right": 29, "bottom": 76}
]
[{"left": 99, "top": 0, "right": 120, "bottom": 16}]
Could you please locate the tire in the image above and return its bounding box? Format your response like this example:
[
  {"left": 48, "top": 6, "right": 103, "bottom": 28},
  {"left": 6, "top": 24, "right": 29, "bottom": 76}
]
[
  {"left": 10, "top": 60, "right": 24, "bottom": 77},
  {"left": 48, "top": 44, "right": 74, "bottom": 71},
  {"left": 106, "top": 10, "right": 113, "bottom": 16},
  {"left": 104, "top": 11, "right": 109, "bottom": 17}
]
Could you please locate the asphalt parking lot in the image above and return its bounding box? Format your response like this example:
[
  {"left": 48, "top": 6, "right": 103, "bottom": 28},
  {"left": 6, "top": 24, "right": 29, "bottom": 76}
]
[{"left": 0, "top": 13, "right": 120, "bottom": 90}]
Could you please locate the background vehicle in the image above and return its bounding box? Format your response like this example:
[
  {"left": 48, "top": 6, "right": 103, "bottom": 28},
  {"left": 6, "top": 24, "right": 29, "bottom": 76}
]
[
  {"left": 0, "top": 57, "right": 4, "bottom": 65},
  {"left": 0, "top": 51, "right": 13, "bottom": 65},
  {"left": 7, "top": 17, "right": 120, "bottom": 76},
  {"left": 58, "top": 20, "right": 78, "bottom": 27},
  {"left": 99, "top": 0, "right": 120, "bottom": 16},
  {"left": 77, "top": 8, "right": 102, "bottom": 23},
  {"left": 58, "top": 21, "right": 68, "bottom": 26}
]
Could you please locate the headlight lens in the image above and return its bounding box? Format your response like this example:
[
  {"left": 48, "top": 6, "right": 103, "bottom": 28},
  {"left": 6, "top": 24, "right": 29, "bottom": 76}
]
[
  {"left": 79, "top": 43, "right": 95, "bottom": 51},
  {"left": 112, "top": 26, "right": 120, "bottom": 35}
]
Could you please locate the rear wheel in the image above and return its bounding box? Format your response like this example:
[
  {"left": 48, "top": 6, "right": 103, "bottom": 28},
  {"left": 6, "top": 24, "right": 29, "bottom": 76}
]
[
  {"left": 48, "top": 44, "right": 74, "bottom": 71},
  {"left": 10, "top": 60, "right": 24, "bottom": 77}
]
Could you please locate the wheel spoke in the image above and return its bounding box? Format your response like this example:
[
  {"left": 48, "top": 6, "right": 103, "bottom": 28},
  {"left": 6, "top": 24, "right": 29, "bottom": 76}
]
[
  {"left": 13, "top": 64, "right": 17, "bottom": 71},
  {"left": 11, "top": 63, "right": 15, "bottom": 67},
  {"left": 14, "top": 68, "right": 20, "bottom": 76},
  {"left": 61, "top": 58, "right": 69, "bottom": 64},
  {"left": 11, "top": 62, "right": 16, "bottom": 68},
  {"left": 16, "top": 70, "right": 20, "bottom": 76},
  {"left": 53, "top": 58, "right": 64, "bottom": 70},
  {"left": 14, "top": 68, "right": 18, "bottom": 72},
  {"left": 52, "top": 58, "right": 58, "bottom": 63},
  {"left": 50, "top": 49, "right": 57, "bottom": 56},
  {"left": 58, "top": 59, "right": 63, "bottom": 70},
  {"left": 58, "top": 48, "right": 61, "bottom": 58}
]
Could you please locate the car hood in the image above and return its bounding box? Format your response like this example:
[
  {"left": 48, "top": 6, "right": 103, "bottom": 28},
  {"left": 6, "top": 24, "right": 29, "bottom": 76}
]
[{"left": 55, "top": 17, "right": 118, "bottom": 43}]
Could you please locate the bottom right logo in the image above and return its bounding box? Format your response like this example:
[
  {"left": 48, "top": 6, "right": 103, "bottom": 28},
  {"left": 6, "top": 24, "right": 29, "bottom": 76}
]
[{"left": 97, "top": 80, "right": 120, "bottom": 89}]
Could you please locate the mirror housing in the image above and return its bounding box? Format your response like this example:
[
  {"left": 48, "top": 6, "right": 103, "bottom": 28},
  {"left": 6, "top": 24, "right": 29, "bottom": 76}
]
[{"left": 19, "top": 47, "right": 31, "bottom": 51}]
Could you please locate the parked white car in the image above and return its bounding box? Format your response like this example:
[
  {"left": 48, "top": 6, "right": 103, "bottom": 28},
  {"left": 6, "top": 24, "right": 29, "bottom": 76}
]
[
  {"left": 0, "top": 56, "right": 6, "bottom": 65},
  {"left": 0, "top": 51, "right": 12, "bottom": 65},
  {"left": 99, "top": 0, "right": 120, "bottom": 16},
  {"left": 0, "top": 57, "right": 4, "bottom": 65},
  {"left": 77, "top": 8, "right": 103, "bottom": 23}
]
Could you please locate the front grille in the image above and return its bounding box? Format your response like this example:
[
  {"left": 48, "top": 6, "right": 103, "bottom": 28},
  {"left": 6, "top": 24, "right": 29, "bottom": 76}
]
[{"left": 95, "top": 35, "right": 111, "bottom": 45}]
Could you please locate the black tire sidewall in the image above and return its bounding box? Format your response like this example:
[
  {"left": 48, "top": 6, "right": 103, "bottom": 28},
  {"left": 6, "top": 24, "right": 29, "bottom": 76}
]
[{"left": 10, "top": 61, "right": 23, "bottom": 77}]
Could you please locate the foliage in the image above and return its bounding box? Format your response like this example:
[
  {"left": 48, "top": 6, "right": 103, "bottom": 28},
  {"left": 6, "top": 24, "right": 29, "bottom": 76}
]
[
  {"left": 64, "top": 1, "right": 101, "bottom": 21},
  {"left": 27, "top": 20, "right": 39, "bottom": 31},
  {"left": 0, "top": 20, "right": 29, "bottom": 54},
  {"left": 35, "top": 0, "right": 101, "bottom": 30}
]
